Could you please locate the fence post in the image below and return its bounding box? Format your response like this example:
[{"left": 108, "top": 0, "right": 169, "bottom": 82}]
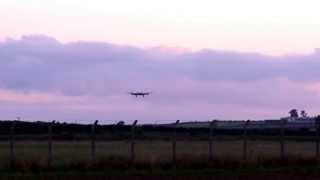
[
  {"left": 243, "top": 120, "right": 250, "bottom": 162},
  {"left": 316, "top": 116, "right": 320, "bottom": 159},
  {"left": 91, "top": 120, "right": 98, "bottom": 162},
  {"left": 209, "top": 120, "right": 217, "bottom": 162},
  {"left": 172, "top": 120, "right": 179, "bottom": 165},
  {"left": 10, "top": 120, "right": 16, "bottom": 168},
  {"left": 280, "top": 118, "right": 286, "bottom": 160},
  {"left": 131, "top": 120, "right": 138, "bottom": 164},
  {"left": 48, "top": 120, "right": 55, "bottom": 168}
]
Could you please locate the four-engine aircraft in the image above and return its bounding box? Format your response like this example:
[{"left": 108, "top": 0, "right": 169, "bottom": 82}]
[{"left": 129, "top": 91, "right": 152, "bottom": 97}]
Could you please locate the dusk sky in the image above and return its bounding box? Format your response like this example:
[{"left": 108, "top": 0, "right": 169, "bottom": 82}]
[{"left": 1, "top": 0, "right": 320, "bottom": 123}]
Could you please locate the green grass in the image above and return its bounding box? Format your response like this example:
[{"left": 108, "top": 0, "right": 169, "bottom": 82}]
[
  {"left": 0, "top": 140, "right": 317, "bottom": 179},
  {"left": 0, "top": 140, "right": 318, "bottom": 161},
  {"left": 0, "top": 140, "right": 317, "bottom": 172}
]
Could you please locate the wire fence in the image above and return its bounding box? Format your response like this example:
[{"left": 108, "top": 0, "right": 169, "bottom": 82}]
[{"left": 3, "top": 117, "right": 320, "bottom": 169}]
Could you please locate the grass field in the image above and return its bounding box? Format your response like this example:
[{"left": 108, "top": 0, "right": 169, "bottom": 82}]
[
  {"left": 0, "top": 140, "right": 318, "bottom": 179},
  {"left": 0, "top": 139, "right": 317, "bottom": 165}
]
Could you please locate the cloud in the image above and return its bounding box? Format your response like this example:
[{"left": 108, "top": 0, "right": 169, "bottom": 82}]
[{"left": 1, "top": 34, "right": 320, "bottom": 122}]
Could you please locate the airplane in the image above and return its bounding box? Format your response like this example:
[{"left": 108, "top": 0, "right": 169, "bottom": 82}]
[{"left": 129, "top": 91, "right": 152, "bottom": 97}]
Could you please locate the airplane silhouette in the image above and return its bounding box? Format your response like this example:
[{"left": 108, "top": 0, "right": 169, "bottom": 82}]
[{"left": 129, "top": 92, "right": 151, "bottom": 97}]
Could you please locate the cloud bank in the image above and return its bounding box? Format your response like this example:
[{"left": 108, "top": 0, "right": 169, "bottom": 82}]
[{"left": 1, "top": 35, "right": 320, "bottom": 123}]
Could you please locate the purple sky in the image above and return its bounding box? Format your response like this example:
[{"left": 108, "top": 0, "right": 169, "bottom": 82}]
[
  {"left": 1, "top": 35, "right": 320, "bottom": 123},
  {"left": 2, "top": 0, "right": 320, "bottom": 55}
]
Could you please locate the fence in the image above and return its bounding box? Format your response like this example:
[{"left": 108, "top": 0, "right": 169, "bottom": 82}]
[{"left": 4, "top": 117, "right": 320, "bottom": 168}]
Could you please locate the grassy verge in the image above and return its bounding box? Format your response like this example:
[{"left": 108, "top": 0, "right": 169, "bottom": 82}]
[
  {"left": 2, "top": 156, "right": 320, "bottom": 173},
  {"left": 1, "top": 166, "right": 320, "bottom": 180}
]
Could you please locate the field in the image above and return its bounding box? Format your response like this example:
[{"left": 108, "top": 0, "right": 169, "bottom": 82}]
[
  {"left": 0, "top": 139, "right": 318, "bottom": 179},
  {"left": 0, "top": 121, "right": 319, "bottom": 179},
  {"left": 0, "top": 139, "right": 317, "bottom": 165}
]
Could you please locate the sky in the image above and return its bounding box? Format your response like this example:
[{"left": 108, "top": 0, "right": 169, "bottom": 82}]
[
  {"left": 1, "top": 0, "right": 320, "bottom": 123},
  {"left": 2, "top": 0, "right": 320, "bottom": 55}
]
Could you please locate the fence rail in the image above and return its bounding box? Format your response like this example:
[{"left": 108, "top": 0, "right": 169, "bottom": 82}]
[{"left": 2, "top": 117, "right": 320, "bottom": 169}]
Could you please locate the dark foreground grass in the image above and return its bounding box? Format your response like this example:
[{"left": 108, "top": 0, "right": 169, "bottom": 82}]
[
  {"left": 1, "top": 167, "right": 320, "bottom": 180},
  {"left": 1, "top": 156, "right": 320, "bottom": 179},
  {"left": 4, "top": 156, "right": 318, "bottom": 171}
]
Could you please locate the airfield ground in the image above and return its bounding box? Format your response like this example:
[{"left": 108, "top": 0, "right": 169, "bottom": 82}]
[
  {"left": 0, "top": 140, "right": 317, "bottom": 167},
  {"left": 0, "top": 140, "right": 317, "bottom": 179}
]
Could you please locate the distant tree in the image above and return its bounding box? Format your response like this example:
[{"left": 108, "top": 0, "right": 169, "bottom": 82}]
[
  {"left": 289, "top": 109, "right": 299, "bottom": 118},
  {"left": 301, "top": 110, "right": 308, "bottom": 118}
]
